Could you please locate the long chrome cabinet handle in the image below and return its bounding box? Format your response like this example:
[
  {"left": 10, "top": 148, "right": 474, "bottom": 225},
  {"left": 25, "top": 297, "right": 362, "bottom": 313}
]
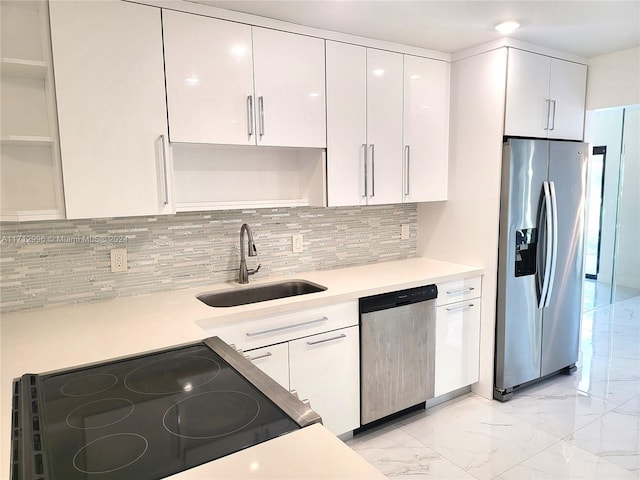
[
  {"left": 307, "top": 333, "right": 346, "bottom": 346},
  {"left": 549, "top": 100, "right": 556, "bottom": 131},
  {"left": 362, "top": 143, "right": 368, "bottom": 198},
  {"left": 446, "top": 287, "right": 475, "bottom": 295},
  {"left": 160, "top": 134, "right": 169, "bottom": 205},
  {"left": 246, "top": 316, "right": 328, "bottom": 337},
  {"left": 404, "top": 145, "right": 410, "bottom": 195},
  {"left": 544, "top": 99, "right": 551, "bottom": 131},
  {"left": 246, "top": 95, "right": 254, "bottom": 138},
  {"left": 446, "top": 303, "right": 474, "bottom": 312},
  {"left": 369, "top": 144, "right": 375, "bottom": 197},
  {"left": 546, "top": 181, "right": 559, "bottom": 307},
  {"left": 258, "top": 96, "right": 265, "bottom": 137},
  {"left": 248, "top": 351, "right": 272, "bottom": 361},
  {"left": 539, "top": 181, "right": 553, "bottom": 309}
]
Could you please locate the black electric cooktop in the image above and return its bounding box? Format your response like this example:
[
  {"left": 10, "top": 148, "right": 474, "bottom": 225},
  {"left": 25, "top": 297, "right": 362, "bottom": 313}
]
[{"left": 11, "top": 340, "right": 304, "bottom": 480}]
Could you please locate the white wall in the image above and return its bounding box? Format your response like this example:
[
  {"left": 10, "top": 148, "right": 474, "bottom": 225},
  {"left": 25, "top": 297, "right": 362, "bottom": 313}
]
[
  {"left": 586, "top": 47, "right": 640, "bottom": 110},
  {"left": 417, "top": 48, "right": 507, "bottom": 399}
]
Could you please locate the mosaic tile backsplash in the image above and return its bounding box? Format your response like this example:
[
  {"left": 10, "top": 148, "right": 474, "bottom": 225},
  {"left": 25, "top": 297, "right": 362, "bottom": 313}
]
[{"left": 0, "top": 205, "right": 417, "bottom": 313}]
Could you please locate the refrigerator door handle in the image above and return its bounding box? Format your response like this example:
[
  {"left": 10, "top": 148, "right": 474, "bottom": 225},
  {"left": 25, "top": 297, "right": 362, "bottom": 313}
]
[
  {"left": 539, "top": 181, "right": 553, "bottom": 309},
  {"left": 545, "top": 181, "right": 559, "bottom": 307}
]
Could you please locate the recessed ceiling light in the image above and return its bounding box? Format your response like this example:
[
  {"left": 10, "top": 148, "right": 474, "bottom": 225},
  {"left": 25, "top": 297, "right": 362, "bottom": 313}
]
[{"left": 495, "top": 20, "right": 521, "bottom": 34}]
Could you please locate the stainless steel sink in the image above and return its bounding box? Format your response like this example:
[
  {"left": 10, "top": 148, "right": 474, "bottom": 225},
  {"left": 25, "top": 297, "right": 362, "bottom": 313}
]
[{"left": 197, "top": 280, "right": 327, "bottom": 307}]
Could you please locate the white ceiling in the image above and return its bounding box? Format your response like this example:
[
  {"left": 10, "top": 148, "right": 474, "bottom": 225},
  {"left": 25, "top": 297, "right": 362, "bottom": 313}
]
[{"left": 189, "top": 0, "right": 640, "bottom": 58}]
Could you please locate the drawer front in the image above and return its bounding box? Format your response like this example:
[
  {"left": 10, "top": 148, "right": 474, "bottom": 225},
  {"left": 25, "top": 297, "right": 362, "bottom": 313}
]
[
  {"left": 436, "top": 276, "right": 482, "bottom": 306},
  {"left": 206, "top": 301, "right": 358, "bottom": 350}
]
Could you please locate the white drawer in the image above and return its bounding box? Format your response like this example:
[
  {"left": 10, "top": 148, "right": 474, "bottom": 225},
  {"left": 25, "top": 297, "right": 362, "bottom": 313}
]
[
  {"left": 436, "top": 276, "right": 482, "bottom": 306},
  {"left": 205, "top": 301, "right": 359, "bottom": 350}
]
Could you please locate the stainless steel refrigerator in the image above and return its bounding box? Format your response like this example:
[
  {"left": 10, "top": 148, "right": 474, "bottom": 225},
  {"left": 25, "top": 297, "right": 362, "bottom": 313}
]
[{"left": 494, "top": 138, "right": 587, "bottom": 401}]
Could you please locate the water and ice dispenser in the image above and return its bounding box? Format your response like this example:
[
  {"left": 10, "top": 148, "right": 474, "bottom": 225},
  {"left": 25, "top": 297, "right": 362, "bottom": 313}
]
[{"left": 515, "top": 228, "right": 537, "bottom": 277}]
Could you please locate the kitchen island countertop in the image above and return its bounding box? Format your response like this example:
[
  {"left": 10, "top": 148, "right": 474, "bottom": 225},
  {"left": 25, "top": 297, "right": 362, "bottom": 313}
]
[
  {"left": 1, "top": 256, "right": 482, "bottom": 478},
  {"left": 168, "top": 423, "right": 386, "bottom": 479}
]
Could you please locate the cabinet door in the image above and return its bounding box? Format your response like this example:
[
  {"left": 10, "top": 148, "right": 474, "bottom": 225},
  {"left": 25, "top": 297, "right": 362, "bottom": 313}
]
[
  {"left": 504, "top": 49, "right": 551, "bottom": 139},
  {"left": 245, "top": 343, "right": 289, "bottom": 390},
  {"left": 49, "top": 1, "right": 170, "bottom": 219},
  {"left": 434, "top": 300, "right": 481, "bottom": 397},
  {"left": 366, "top": 49, "right": 404, "bottom": 205},
  {"left": 289, "top": 326, "right": 359, "bottom": 436},
  {"left": 326, "top": 41, "right": 367, "bottom": 207},
  {"left": 163, "top": 11, "right": 254, "bottom": 145},
  {"left": 252, "top": 28, "right": 326, "bottom": 148},
  {"left": 548, "top": 59, "right": 587, "bottom": 140},
  {"left": 403, "top": 55, "right": 449, "bottom": 202}
]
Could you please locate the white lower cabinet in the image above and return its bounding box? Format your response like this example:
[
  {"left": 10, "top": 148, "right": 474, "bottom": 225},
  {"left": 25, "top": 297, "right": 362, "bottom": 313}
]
[
  {"left": 244, "top": 342, "right": 290, "bottom": 391},
  {"left": 214, "top": 301, "right": 360, "bottom": 436},
  {"left": 289, "top": 326, "right": 360, "bottom": 436},
  {"left": 434, "top": 277, "right": 482, "bottom": 397}
]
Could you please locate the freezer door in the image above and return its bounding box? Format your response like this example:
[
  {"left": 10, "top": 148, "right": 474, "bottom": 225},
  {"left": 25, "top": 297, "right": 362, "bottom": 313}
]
[
  {"left": 541, "top": 142, "right": 587, "bottom": 376},
  {"left": 495, "top": 139, "right": 548, "bottom": 390}
]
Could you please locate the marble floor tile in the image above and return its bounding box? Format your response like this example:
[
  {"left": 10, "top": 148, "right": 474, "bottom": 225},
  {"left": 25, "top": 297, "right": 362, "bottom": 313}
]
[
  {"left": 566, "top": 402, "right": 640, "bottom": 473},
  {"left": 397, "top": 395, "right": 561, "bottom": 480},
  {"left": 621, "top": 394, "right": 640, "bottom": 414},
  {"left": 495, "top": 440, "right": 638, "bottom": 480},
  {"left": 491, "top": 381, "right": 616, "bottom": 438},
  {"left": 347, "top": 424, "right": 475, "bottom": 479}
]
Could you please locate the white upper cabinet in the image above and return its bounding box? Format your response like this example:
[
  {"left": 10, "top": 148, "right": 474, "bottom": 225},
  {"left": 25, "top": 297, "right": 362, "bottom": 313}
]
[
  {"left": 326, "top": 42, "right": 403, "bottom": 206},
  {"left": 162, "top": 11, "right": 254, "bottom": 145},
  {"left": 548, "top": 58, "right": 588, "bottom": 140},
  {"left": 163, "top": 12, "right": 326, "bottom": 148},
  {"left": 403, "top": 55, "right": 450, "bottom": 203},
  {"left": 504, "top": 48, "right": 587, "bottom": 141},
  {"left": 252, "top": 27, "right": 326, "bottom": 148},
  {"left": 325, "top": 41, "right": 367, "bottom": 207},
  {"left": 49, "top": 0, "right": 171, "bottom": 219},
  {"left": 366, "top": 48, "right": 404, "bottom": 205}
]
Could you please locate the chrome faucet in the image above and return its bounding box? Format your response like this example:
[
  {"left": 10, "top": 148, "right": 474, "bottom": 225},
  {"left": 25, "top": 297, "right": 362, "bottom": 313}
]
[{"left": 238, "top": 223, "right": 260, "bottom": 284}]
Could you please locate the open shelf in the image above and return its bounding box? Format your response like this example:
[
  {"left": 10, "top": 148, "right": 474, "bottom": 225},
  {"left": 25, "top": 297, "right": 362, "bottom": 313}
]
[
  {"left": 1, "top": 135, "right": 54, "bottom": 146},
  {"left": 175, "top": 198, "right": 311, "bottom": 212},
  {"left": 0, "top": 209, "right": 62, "bottom": 223},
  {"left": 0, "top": 1, "right": 66, "bottom": 222},
  {"left": 171, "top": 144, "right": 326, "bottom": 212},
  {"left": 1, "top": 57, "right": 47, "bottom": 79}
]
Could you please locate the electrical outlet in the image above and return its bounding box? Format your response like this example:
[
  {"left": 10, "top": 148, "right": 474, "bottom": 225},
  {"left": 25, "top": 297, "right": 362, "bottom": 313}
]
[
  {"left": 292, "top": 234, "right": 303, "bottom": 253},
  {"left": 401, "top": 224, "right": 410, "bottom": 240},
  {"left": 110, "top": 248, "right": 128, "bottom": 273}
]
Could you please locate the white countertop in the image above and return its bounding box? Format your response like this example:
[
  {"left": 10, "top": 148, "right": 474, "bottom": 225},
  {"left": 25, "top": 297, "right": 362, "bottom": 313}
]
[
  {"left": 0, "top": 257, "right": 482, "bottom": 478},
  {"left": 168, "top": 423, "right": 386, "bottom": 479}
]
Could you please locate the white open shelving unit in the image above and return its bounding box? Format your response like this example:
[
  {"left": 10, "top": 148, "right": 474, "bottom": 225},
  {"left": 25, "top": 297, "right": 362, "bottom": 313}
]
[
  {"left": 0, "top": 0, "right": 65, "bottom": 222},
  {"left": 171, "top": 144, "right": 327, "bottom": 212}
]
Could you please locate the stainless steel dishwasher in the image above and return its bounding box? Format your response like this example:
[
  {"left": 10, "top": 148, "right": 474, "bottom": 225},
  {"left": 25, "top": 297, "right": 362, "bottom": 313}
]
[{"left": 359, "top": 284, "right": 438, "bottom": 427}]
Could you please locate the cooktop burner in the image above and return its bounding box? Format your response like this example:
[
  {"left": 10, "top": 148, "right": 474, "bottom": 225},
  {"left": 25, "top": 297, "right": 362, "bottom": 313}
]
[
  {"left": 13, "top": 341, "right": 303, "bottom": 480},
  {"left": 124, "top": 355, "right": 221, "bottom": 395}
]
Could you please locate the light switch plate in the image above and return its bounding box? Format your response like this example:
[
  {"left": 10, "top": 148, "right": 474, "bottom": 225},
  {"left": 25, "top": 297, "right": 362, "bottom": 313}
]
[
  {"left": 292, "top": 234, "right": 303, "bottom": 253},
  {"left": 401, "top": 224, "right": 410, "bottom": 240}
]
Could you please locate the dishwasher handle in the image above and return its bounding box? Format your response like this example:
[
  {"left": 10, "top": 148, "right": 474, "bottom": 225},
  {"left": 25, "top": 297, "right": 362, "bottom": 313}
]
[{"left": 359, "top": 284, "right": 438, "bottom": 314}]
